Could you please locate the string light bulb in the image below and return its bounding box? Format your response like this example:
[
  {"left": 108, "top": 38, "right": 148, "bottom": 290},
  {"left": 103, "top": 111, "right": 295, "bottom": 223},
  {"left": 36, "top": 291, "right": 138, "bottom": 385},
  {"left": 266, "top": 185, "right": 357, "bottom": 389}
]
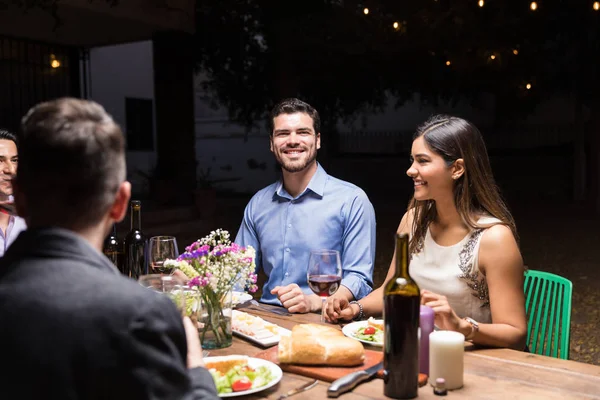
[
  {"left": 594, "top": 1, "right": 600, "bottom": 10},
  {"left": 530, "top": 2, "right": 537, "bottom": 11},
  {"left": 526, "top": 83, "right": 532, "bottom": 90},
  {"left": 490, "top": 54, "right": 496, "bottom": 60},
  {"left": 478, "top": 0, "right": 484, "bottom": 7},
  {"left": 393, "top": 21, "right": 399, "bottom": 30},
  {"left": 446, "top": 60, "right": 451, "bottom": 66},
  {"left": 513, "top": 49, "right": 519, "bottom": 55},
  {"left": 50, "top": 54, "right": 61, "bottom": 69},
  {"left": 363, "top": 7, "right": 369, "bottom": 15}
]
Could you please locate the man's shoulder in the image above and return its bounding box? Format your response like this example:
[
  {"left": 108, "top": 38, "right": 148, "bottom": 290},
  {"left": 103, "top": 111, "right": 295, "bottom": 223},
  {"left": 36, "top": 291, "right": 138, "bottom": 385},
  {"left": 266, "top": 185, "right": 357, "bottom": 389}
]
[
  {"left": 324, "top": 174, "right": 371, "bottom": 201},
  {"left": 2, "top": 256, "right": 170, "bottom": 318},
  {"left": 246, "top": 181, "right": 280, "bottom": 206}
]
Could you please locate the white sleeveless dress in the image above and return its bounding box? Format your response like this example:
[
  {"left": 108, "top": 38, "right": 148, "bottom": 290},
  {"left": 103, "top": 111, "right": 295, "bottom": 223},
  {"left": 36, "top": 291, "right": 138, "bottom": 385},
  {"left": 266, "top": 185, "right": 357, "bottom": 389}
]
[{"left": 409, "top": 217, "right": 502, "bottom": 324}]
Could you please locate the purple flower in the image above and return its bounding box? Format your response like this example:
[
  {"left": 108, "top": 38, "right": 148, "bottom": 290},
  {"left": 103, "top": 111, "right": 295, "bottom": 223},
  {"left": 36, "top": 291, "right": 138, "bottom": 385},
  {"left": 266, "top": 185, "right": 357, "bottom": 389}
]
[{"left": 188, "top": 276, "right": 201, "bottom": 287}]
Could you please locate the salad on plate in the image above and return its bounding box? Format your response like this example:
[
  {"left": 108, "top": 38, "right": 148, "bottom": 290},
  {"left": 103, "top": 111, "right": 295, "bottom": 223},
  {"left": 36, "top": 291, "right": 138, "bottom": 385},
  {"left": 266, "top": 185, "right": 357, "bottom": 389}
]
[
  {"left": 353, "top": 317, "right": 384, "bottom": 344},
  {"left": 205, "top": 356, "right": 279, "bottom": 396}
]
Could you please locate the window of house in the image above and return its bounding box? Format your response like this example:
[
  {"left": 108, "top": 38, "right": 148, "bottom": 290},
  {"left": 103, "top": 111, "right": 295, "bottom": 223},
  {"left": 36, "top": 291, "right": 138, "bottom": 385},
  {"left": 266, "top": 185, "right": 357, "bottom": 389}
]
[{"left": 125, "top": 97, "right": 153, "bottom": 151}]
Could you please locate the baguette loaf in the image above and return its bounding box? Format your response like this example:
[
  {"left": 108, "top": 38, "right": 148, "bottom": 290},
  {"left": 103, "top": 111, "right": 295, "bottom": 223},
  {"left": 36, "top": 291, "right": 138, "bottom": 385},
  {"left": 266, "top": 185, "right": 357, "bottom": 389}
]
[{"left": 278, "top": 323, "right": 365, "bottom": 366}]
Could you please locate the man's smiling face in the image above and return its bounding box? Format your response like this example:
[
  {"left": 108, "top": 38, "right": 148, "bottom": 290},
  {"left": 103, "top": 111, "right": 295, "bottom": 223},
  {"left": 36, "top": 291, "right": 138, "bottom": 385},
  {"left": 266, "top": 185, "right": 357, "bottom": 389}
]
[
  {"left": 270, "top": 112, "right": 320, "bottom": 173},
  {"left": 0, "top": 139, "right": 18, "bottom": 200}
]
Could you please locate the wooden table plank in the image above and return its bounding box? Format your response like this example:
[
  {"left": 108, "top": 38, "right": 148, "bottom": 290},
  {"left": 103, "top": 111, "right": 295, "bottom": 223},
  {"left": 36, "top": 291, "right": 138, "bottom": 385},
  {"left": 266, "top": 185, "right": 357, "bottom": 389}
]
[{"left": 208, "top": 303, "right": 600, "bottom": 399}]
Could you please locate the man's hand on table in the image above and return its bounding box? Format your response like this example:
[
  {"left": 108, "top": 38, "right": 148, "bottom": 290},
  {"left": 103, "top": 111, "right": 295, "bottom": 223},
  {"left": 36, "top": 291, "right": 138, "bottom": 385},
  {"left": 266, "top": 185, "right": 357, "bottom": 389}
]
[{"left": 271, "top": 284, "right": 321, "bottom": 313}]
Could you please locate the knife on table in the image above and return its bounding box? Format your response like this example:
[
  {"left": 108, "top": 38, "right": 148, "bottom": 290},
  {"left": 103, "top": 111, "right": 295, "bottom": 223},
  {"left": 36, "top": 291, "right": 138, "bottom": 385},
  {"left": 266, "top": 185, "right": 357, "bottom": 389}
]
[{"left": 327, "top": 361, "right": 384, "bottom": 398}]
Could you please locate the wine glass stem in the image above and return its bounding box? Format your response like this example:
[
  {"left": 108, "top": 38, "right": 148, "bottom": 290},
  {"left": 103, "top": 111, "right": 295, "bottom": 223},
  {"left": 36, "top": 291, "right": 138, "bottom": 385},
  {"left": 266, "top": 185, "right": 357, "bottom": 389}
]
[{"left": 320, "top": 297, "right": 327, "bottom": 323}]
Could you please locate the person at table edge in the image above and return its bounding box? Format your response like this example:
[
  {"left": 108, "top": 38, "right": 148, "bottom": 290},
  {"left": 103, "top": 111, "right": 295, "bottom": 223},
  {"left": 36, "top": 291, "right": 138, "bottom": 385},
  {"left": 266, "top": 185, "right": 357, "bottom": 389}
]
[
  {"left": 0, "top": 98, "right": 218, "bottom": 399},
  {"left": 0, "top": 128, "right": 26, "bottom": 256},
  {"left": 326, "top": 115, "right": 527, "bottom": 350},
  {"left": 235, "top": 98, "right": 376, "bottom": 313}
]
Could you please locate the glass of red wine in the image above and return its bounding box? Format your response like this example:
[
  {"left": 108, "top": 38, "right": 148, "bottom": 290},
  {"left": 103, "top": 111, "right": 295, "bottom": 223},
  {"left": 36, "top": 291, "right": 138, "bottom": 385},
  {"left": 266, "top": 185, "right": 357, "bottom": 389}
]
[
  {"left": 307, "top": 249, "right": 342, "bottom": 322},
  {"left": 149, "top": 236, "right": 179, "bottom": 275}
]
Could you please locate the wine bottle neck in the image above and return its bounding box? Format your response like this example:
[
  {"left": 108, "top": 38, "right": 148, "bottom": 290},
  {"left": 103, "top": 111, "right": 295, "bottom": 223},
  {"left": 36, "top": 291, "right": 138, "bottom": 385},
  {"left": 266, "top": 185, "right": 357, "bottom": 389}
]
[
  {"left": 394, "top": 233, "right": 410, "bottom": 279},
  {"left": 130, "top": 202, "right": 142, "bottom": 231}
]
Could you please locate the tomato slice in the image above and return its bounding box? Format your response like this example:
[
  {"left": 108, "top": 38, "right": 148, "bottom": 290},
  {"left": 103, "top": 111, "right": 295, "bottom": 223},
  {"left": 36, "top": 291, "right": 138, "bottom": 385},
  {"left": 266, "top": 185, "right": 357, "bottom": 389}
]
[
  {"left": 231, "top": 377, "right": 253, "bottom": 392},
  {"left": 363, "top": 326, "right": 376, "bottom": 335}
]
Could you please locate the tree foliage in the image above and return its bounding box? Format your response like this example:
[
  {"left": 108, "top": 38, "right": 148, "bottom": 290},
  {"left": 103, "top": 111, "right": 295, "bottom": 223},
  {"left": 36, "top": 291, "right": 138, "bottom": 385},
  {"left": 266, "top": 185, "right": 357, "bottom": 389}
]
[{"left": 194, "top": 0, "right": 600, "bottom": 130}]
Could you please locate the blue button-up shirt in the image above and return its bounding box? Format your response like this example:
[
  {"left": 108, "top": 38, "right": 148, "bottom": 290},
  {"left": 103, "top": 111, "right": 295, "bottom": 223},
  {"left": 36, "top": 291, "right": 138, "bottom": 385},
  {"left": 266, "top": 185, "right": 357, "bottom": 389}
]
[
  {"left": 235, "top": 164, "right": 376, "bottom": 305},
  {"left": 0, "top": 215, "right": 27, "bottom": 257}
]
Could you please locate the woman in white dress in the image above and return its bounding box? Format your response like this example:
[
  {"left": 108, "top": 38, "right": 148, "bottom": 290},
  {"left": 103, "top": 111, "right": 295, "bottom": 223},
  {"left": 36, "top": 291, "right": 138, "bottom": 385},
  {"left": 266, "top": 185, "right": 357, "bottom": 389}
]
[{"left": 326, "top": 115, "right": 527, "bottom": 350}]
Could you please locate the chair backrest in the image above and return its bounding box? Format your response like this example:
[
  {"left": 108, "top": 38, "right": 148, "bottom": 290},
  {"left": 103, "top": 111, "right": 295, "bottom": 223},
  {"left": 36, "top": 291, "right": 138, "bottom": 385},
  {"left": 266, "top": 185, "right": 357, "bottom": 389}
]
[{"left": 523, "top": 269, "right": 573, "bottom": 359}]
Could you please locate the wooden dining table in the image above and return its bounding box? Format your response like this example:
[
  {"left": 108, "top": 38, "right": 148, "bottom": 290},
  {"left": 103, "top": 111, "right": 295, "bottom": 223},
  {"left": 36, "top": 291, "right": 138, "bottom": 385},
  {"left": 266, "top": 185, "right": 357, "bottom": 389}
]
[{"left": 210, "top": 303, "right": 600, "bottom": 399}]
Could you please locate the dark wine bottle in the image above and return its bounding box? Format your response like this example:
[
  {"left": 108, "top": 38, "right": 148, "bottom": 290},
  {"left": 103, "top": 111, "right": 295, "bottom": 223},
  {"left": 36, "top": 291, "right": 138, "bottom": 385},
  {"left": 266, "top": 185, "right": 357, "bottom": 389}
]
[
  {"left": 383, "top": 233, "right": 420, "bottom": 399},
  {"left": 103, "top": 224, "right": 125, "bottom": 274},
  {"left": 124, "top": 200, "right": 147, "bottom": 280}
]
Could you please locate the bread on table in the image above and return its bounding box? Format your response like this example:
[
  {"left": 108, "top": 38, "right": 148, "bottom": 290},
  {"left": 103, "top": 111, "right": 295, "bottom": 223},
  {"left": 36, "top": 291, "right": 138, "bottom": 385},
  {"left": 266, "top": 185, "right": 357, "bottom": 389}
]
[
  {"left": 367, "top": 317, "right": 384, "bottom": 331},
  {"left": 278, "top": 323, "right": 365, "bottom": 366}
]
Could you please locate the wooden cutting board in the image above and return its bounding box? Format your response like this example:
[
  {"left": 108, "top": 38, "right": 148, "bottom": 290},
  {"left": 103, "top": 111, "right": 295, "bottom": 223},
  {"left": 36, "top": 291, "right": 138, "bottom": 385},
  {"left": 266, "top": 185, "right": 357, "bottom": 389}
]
[
  {"left": 253, "top": 345, "right": 384, "bottom": 382},
  {"left": 254, "top": 346, "right": 428, "bottom": 385}
]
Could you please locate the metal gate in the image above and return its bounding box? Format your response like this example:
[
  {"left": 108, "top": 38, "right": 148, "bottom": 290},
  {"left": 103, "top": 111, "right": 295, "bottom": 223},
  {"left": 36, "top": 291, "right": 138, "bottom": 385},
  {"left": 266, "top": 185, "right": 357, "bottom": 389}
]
[{"left": 0, "top": 35, "right": 80, "bottom": 132}]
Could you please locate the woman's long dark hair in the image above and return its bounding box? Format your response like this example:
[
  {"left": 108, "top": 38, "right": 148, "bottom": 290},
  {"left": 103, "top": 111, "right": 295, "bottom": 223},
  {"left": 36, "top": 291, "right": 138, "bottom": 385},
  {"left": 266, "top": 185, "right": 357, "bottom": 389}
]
[{"left": 408, "top": 115, "right": 518, "bottom": 255}]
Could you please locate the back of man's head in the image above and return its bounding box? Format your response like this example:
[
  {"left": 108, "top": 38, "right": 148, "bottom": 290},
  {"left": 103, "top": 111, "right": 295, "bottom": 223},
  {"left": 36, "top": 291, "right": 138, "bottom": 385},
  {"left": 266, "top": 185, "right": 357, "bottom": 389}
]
[{"left": 17, "top": 98, "right": 125, "bottom": 230}]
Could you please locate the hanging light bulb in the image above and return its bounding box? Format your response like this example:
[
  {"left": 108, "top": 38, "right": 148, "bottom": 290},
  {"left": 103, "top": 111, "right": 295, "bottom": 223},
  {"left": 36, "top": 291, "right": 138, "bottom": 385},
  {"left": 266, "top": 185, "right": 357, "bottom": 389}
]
[
  {"left": 393, "top": 21, "right": 400, "bottom": 30},
  {"left": 594, "top": 1, "right": 600, "bottom": 10},
  {"left": 526, "top": 83, "right": 532, "bottom": 90},
  {"left": 513, "top": 49, "right": 519, "bottom": 55},
  {"left": 363, "top": 7, "right": 369, "bottom": 14},
  {"left": 478, "top": 0, "right": 484, "bottom": 7},
  {"left": 50, "top": 54, "right": 61, "bottom": 69},
  {"left": 530, "top": 2, "right": 538, "bottom": 11},
  {"left": 446, "top": 60, "right": 451, "bottom": 66},
  {"left": 490, "top": 54, "right": 496, "bottom": 60}
]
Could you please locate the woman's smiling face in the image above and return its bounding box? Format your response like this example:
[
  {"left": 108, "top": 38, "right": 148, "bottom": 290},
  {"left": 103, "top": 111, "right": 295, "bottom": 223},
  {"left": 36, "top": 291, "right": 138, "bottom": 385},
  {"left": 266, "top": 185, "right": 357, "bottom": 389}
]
[{"left": 406, "top": 136, "right": 455, "bottom": 201}]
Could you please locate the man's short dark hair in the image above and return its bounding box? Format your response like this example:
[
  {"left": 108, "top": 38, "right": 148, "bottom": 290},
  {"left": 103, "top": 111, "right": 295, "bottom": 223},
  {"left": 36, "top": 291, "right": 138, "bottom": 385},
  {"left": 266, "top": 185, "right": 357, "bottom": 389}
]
[
  {"left": 0, "top": 128, "right": 17, "bottom": 146},
  {"left": 18, "top": 98, "right": 125, "bottom": 229},
  {"left": 269, "top": 98, "right": 321, "bottom": 135}
]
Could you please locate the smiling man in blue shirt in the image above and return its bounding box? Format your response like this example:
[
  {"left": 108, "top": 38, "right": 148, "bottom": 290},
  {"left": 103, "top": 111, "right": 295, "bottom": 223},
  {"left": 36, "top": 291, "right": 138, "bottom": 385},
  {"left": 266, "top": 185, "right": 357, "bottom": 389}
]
[{"left": 235, "top": 98, "right": 376, "bottom": 313}]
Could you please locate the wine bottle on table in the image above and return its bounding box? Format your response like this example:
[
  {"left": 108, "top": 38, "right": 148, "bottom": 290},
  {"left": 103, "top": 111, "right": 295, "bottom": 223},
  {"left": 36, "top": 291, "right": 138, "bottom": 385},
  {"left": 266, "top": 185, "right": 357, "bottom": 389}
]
[
  {"left": 124, "top": 200, "right": 148, "bottom": 280},
  {"left": 383, "top": 233, "right": 420, "bottom": 399},
  {"left": 103, "top": 223, "right": 125, "bottom": 274}
]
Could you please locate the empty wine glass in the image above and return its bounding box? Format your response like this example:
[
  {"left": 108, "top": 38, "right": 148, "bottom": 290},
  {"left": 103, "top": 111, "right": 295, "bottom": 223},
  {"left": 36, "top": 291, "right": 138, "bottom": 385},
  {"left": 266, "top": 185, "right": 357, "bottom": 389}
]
[
  {"left": 148, "top": 236, "right": 179, "bottom": 275},
  {"left": 307, "top": 249, "right": 342, "bottom": 322}
]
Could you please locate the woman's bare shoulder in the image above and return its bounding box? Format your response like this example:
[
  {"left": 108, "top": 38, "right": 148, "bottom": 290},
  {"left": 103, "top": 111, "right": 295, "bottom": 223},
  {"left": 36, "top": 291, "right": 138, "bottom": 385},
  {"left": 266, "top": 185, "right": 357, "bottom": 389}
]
[{"left": 479, "top": 224, "right": 523, "bottom": 272}]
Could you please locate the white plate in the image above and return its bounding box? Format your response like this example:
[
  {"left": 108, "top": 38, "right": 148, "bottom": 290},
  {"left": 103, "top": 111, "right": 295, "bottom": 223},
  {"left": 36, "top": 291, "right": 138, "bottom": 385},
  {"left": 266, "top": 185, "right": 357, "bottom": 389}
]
[
  {"left": 343, "top": 321, "right": 421, "bottom": 347},
  {"left": 205, "top": 355, "right": 283, "bottom": 397},
  {"left": 233, "top": 326, "right": 291, "bottom": 347},
  {"left": 232, "top": 291, "right": 253, "bottom": 306},
  {"left": 342, "top": 320, "right": 384, "bottom": 347},
  {"left": 231, "top": 310, "right": 291, "bottom": 347}
]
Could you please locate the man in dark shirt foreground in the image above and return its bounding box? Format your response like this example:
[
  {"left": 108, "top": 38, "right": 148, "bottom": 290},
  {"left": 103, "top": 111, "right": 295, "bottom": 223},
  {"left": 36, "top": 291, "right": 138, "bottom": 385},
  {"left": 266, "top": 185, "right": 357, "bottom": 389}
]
[{"left": 0, "top": 98, "right": 219, "bottom": 399}]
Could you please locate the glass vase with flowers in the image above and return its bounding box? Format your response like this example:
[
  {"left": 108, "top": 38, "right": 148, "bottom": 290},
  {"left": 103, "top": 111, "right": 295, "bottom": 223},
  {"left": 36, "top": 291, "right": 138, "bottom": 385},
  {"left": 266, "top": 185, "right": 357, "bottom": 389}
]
[{"left": 164, "top": 229, "right": 257, "bottom": 349}]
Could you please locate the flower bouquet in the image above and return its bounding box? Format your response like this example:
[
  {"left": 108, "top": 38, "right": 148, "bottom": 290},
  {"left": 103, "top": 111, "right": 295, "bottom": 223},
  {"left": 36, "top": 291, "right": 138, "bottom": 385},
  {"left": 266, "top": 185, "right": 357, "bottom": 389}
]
[{"left": 164, "top": 229, "right": 257, "bottom": 349}]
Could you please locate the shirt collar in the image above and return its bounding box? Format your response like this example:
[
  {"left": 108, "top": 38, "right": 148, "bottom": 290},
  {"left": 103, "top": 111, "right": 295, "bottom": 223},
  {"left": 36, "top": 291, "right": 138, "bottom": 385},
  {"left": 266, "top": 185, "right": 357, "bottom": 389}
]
[{"left": 274, "top": 162, "right": 328, "bottom": 200}]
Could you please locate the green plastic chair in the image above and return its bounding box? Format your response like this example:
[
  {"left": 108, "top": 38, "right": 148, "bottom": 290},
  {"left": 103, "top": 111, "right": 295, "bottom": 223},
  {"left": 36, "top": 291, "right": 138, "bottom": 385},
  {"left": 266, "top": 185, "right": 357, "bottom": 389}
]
[{"left": 523, "top": 269, "right": 572, "bottom": 359}]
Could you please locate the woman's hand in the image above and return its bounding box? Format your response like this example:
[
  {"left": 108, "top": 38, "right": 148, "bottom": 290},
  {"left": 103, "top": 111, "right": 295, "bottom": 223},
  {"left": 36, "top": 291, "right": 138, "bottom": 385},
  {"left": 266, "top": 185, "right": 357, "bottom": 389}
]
[
  {"left": 324, "top": 297, "right": 358, "bottom": 323},
  {"left": 421, "top": 289, "right": 465, "bottom": 333}
]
